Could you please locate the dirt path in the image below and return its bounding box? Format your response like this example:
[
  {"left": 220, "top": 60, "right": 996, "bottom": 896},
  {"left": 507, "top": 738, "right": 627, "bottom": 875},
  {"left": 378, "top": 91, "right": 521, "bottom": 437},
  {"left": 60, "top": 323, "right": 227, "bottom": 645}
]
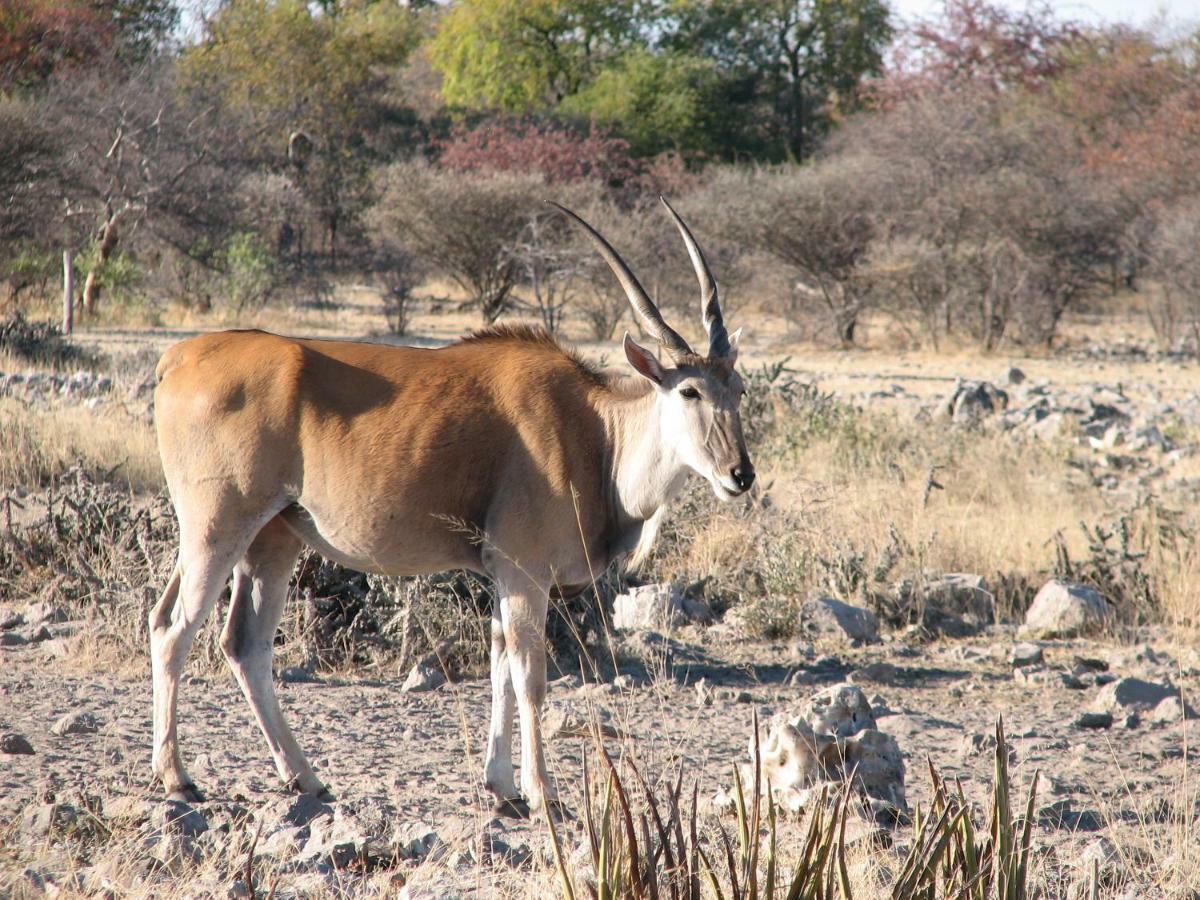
[{"left": 2, "top": 626, "right": 1196, "bottom": 897}]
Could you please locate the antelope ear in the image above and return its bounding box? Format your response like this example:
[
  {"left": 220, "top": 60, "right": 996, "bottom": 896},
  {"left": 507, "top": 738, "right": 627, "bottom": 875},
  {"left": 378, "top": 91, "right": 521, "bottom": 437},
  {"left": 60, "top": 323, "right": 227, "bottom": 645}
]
[
  {"left": 623, "top": 332, "right": 666, "bottom": 385},
  {"left": 726, "top": 327, "right": 742, "bottom": 364}
]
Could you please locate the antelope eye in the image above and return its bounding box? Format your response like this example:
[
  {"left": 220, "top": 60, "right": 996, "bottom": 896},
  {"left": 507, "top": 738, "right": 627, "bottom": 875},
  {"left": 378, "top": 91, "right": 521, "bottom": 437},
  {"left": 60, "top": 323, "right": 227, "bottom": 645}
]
[{"left": 679, "top": 386, "right": 700, "bottom": 400}]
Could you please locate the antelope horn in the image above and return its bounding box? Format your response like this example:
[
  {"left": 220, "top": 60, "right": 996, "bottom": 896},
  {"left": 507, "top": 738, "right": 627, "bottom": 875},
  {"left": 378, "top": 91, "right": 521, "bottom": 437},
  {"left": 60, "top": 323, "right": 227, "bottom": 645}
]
[
  {"left": 659, "top": 195, "right": 731, "bottom": 359},
  {"left": 551, "top": 202, "right": 693, "bottom": 361}
]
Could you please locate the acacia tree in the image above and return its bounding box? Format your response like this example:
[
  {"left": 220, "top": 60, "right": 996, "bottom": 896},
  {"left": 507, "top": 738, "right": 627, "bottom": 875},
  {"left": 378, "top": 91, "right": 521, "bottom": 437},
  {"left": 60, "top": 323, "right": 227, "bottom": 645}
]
[
  {"left": 370, "top": 163, "right": 544, "bottom": 323},
  {"left": 45, "top": 65, "right": 243, "bottom": 315},
  {"left": 429, "top": 0, "right": 642, "bottom": 113},
  {"left": 663, "top": 0, "right": 893, "bottom": 159},
  {"left": 180, "top": 0, "right": 420, "bottom": 269}
]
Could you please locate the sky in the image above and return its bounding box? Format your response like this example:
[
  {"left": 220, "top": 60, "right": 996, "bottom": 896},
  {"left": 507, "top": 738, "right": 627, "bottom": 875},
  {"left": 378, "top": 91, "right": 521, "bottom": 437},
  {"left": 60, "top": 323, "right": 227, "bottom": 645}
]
[{"left": 889, "top": 0, "right": 1200, "bottom": 30}]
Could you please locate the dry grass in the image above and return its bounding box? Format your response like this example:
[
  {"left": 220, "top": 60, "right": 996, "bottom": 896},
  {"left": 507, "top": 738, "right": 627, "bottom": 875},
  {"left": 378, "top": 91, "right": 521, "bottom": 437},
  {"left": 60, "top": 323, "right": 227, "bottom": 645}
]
[
  {"left": 648, "top": 374, "right": 1199, "bottom": 635},
  {"left": 0, "top": 397, "right": 162, "bottom": 494}
]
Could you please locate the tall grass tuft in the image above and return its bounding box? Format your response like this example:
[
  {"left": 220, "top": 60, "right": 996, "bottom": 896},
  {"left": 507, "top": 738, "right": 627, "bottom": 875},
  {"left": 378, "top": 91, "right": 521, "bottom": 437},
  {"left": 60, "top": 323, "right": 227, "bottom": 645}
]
[{"left": 553, "top": 718, "right": 1039, "bottom": 900}]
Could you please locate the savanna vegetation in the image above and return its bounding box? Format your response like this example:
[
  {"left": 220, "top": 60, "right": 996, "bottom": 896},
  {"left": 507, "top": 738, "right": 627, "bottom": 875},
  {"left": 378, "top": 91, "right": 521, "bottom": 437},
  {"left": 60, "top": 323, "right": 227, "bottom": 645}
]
[
  {"left": 2, "top": 3, "right": 1200, "bottom": 898},
  {"left": 2, "top": 0, "right": 1199, "bottom": 351}
]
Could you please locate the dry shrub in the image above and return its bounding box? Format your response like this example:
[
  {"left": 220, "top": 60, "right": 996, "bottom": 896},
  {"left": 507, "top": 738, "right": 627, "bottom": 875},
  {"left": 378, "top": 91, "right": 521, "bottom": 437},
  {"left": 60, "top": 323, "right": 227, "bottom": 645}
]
[
  {"left": 0, "top": 397, "right": 161, "bottom": 492},
  {"left": 644, "top": 363, "right": 1119, "bottom": 638},
  {"left": 369, "top": 163, "right": 546, "bottom": 323}
]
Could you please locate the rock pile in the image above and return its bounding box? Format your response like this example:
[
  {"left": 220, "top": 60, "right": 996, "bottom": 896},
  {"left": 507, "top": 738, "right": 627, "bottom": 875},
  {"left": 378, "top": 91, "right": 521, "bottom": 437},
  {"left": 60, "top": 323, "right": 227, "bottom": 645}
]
[
  {"left": 0, "top": 369, "right": 113, "bottom": 408},
  {"left": 754, "top": 683, "right": 906, "bottom": 816}
]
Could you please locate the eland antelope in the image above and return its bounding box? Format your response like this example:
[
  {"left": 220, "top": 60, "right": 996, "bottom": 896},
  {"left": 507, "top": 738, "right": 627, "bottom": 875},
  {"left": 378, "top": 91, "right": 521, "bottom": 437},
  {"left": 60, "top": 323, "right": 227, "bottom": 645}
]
[{"left": 149, "top": 198, "right": 755, "bottom": 814}]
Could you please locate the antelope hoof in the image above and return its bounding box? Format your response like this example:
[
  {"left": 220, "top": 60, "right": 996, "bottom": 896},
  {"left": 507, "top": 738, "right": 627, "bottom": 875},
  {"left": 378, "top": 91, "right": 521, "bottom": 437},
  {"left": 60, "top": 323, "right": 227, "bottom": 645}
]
[
  {"left": 492, "top": 797, "right": 531, "bottom": 819},
  {"left": 168, "top": 782, "right": 207, "bottom": 804},
  {"left": 285, "top": 776, "right": 334, "bottom": 802},
  {"left": 545, "top": 797, "right": 574, "bottom": 823}
]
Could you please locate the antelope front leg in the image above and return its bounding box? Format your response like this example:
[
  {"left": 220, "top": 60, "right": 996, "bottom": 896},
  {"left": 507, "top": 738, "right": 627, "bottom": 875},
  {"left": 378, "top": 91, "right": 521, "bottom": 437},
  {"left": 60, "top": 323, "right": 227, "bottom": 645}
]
[
  {"left": 497, "top": 586, "right": 554, "bottom": 813},
  {"left": 483, "top": 602, "right": 519, "bottom": 805}
]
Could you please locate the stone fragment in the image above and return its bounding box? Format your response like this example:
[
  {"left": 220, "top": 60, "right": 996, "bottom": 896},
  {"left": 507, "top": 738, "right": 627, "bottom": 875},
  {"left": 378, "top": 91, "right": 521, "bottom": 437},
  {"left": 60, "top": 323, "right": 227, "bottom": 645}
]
[
  {"left": 0, "top": 606, "right": 23, "bottom": 629},
  {"left": 1011, "top": 642, "right": 1044, "bottom": 667},
  {"left": 799, "top": 596, "right": 880, "bottom": 645},
  {"left": 1092, "top": 677, "right": 1175, "bottom": 714},
  {"left": 1022, "top": 581, "right": 1109, "bottom": 638},
  {"left": 1074, "top": 711, "right": 1113, "bottom": 729},
  {"left": 51, "top": 712, "right": 100, "bottom": 736},
  {"left": 391, "top": 821, "right": 444, "bottom": 862},
  {"left": 612, "top": 583, "right": 710, "bottom": 631},
  {"left": 542, "top": 703, "right": 622, "bottom": 740},
  {"left": 850, "top": 662, "right": 898, "bottom": 684},
  {"left": 1149, "top": 695, "right": 1195, "bottom": 723},
  {"left": 756, "top": 683, "right": 903, "bottom": 812},
  {"left": 401, "top": 662, "right": 446, "bottom": 693},
  {"left": 1, "top": 732, "right": 34, "bottom": 754},
  {"left": 0, "top": 632, "right": 26, "bottom": 646},
  {"left": 279, "top": 666, "right": 317, "bottom": 684},
  {"left": 944, "top": 379, "right": 1009, "bottom": 423}
]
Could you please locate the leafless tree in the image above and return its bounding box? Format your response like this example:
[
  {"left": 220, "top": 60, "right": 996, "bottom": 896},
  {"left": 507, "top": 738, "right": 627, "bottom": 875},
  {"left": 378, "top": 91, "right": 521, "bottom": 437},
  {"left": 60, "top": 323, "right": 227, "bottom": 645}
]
[
  {"left": 370, "top": 164, "right": 544, "bottom": 324},
  {"left": 45, "top": 64, "right": 246, "bottom": 315}
]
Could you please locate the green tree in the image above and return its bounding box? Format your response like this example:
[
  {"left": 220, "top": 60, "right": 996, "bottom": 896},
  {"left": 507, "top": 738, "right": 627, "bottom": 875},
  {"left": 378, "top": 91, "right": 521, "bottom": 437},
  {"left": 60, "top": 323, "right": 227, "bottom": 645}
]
[
  {"left": 180, "top": 0, "right": 421, "bottom": 266},
  {"left": 429, "top": 0, "right": 643, "bottom": 113},
  {"left": 561, "top": 48, "right": 729, "bottom": 156},
  {"left": 663, "top": 0, "right": 893, "bottom": 159}
]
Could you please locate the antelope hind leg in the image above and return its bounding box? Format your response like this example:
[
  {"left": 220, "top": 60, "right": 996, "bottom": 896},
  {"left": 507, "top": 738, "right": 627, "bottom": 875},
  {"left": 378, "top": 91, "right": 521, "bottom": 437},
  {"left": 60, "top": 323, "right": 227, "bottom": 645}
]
[{"left": 220, "top": 517, "right": 331, "bottom": 798}]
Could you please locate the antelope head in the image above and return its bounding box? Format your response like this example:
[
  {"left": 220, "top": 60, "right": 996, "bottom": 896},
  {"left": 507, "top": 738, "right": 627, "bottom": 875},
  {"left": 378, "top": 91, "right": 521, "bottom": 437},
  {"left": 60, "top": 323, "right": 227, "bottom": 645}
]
[{"left": 555, "top": 198, "right": 756, "bottom": 501}]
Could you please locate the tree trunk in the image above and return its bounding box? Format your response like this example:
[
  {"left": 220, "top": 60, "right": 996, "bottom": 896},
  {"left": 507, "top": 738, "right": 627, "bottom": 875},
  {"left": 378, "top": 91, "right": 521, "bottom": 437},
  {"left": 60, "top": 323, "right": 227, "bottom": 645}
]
[{"left": 82, "top": 210, "right": 124, "bottom": 316}]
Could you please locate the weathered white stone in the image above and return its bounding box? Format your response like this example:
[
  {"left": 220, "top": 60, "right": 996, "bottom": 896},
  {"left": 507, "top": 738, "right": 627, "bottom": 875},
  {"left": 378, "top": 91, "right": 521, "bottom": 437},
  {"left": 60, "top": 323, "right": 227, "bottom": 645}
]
[
  {"left": 1092, "top": 677, "right": 1175, "bottom": 714},
  {"left": 612, "top": 583, "right": 710, "bottom": 631},
  {"left": 401, "top": 662, "right": 445, "bottom": 693},
  {"left": 755, "top": 683, "right": 903, "bottom": 813},
  {"left": 51, "top": 712, "right": 100, "bottom": 736},
  {"left": 1022, "top": 581, "right": 1109, "bottom": 638},
  {"left": 800, "top": 596, "right": 880, "bottom": 644}
]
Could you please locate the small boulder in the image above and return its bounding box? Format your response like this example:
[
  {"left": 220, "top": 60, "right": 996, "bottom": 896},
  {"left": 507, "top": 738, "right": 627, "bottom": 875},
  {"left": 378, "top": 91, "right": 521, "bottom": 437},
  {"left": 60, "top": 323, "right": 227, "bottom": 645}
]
[
  {"left": 542, "top": 703, "right": 622, "bottom": 740},
  {"left": 804, "top": 683, "right": 877, "bottom": 738},
  {"left": 1022, "top": 581, "right": 1109, "bottom": 638},
  {"left": 51, "top": 712, "right": 101, "bottom": 736},
  {"left": 1150, "top": 695, "right": 1195, "bottom": 724},
  {"left": 944, "top": 380, "right": 1009, "bottom": 423},
  {"left": 1075, "top": 710, "right": 1108, "bottom": 734},
  {"left": 0, "top": 632, "right": 26, "bottom": 647},
  {"left": 1, "top": 732, "right": 34, "bottom": 755},
  {"left": 0, "top": 606, "right": 23, "bottom": 630},
  {"left": 1011, "top": 642, "right": 1044, "bottom": 667},
  {"left": 1092, "top": 677, "right": 1175, "bottom": 714},
  {"left": 800, "top": 597, "right": 880, "bottom": 645},
  {"left": 152, "top": 799, "right": 209, "bottom": 839},
  {"left": 612, "top": 583, "right": 710, "bottom": 631},
  {"left": 23, "top": 601, "right": 66, "bottom": 626},
  {"left": 391, "top": 821, "right": 445, "bottom": 862},
  {"left": 402, "top": 662, "right": 446, "bottom": 693},
  {"left": 920, "top": 574, "right": 995, "bottom": 635}
]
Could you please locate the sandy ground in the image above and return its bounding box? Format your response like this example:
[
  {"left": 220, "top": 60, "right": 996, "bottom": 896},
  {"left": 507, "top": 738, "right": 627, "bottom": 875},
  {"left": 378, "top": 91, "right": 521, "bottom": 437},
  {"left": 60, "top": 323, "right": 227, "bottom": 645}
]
[
  {"left": 3, "top": 298, "right": 1200, "bottom": 897},
  {"left": 2, "top": 623, "right": 1198, "bottom": 897}
]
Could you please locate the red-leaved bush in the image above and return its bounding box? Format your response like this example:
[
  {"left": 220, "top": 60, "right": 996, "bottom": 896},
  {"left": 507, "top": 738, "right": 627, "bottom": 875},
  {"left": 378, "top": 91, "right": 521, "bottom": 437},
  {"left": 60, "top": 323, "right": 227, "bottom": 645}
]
[
  {"left": 435, "top": 118, "right": 642, "bottom": 188},
  {"left": 0, "top": 0, "right": 114, "bottom": 87},
  {"left": 880, "top": 0, "right": 1081, "bottom": 102}
]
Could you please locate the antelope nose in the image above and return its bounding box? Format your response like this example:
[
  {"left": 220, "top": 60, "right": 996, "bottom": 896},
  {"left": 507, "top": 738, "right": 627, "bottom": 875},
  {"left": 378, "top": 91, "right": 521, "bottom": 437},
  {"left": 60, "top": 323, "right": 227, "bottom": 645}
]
[{"left": 731, "top": 463, "right": 755, "bottom": 492}]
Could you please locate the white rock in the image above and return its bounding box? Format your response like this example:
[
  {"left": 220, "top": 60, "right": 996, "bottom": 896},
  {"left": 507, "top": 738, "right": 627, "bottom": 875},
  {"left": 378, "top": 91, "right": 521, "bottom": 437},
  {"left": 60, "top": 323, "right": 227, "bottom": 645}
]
[
  {"left": 612, "top": 583, "right": 709, "bottom": 631},
  {"left": 800, "top": 597, "right": 880, "bottom": 644},
  {"left": 1022, "top": 581, "right": 1109, "bottom": 638},
  {"left": 1092, "top": 677, "right": 1175, "bottom": 714},
  {"left": 401, "top": 662, "right": 445, "bottom": 693}
]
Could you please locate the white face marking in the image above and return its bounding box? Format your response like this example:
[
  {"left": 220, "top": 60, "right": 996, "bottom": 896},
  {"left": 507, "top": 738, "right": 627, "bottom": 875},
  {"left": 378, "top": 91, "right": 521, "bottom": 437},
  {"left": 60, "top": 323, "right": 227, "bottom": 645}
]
[{"left": 657, "top": 363, "right": 752, "bottom": 501}]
